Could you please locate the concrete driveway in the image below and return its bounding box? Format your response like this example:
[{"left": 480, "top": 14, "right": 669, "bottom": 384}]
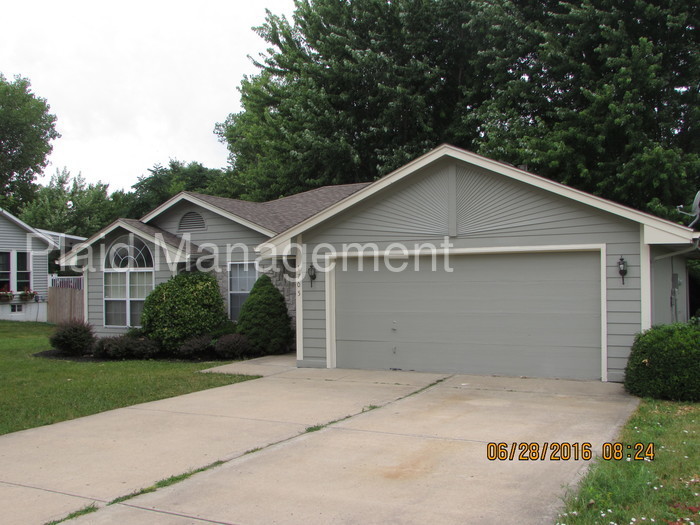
[{"left": 0, "top": 356, "right": 638, "bottom": 525}]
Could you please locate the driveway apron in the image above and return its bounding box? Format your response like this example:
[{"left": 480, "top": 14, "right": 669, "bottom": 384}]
[{"left": 0, "top": 360, "right": 638, "bottom": 525}]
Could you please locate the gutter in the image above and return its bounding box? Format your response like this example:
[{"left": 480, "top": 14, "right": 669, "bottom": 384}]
[{"left": 652, "top": 238, "right": 700, "bottom": 261}]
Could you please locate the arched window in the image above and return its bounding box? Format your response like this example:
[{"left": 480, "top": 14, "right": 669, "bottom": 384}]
[
  {"left": 104, "top": 235, "right": 154, "bottom": 327},
  {"left": 178, "top": 211, "right": 206, "bottom": 232},
  {"left": 105, "top": 236, "right": 153, "bottom": 269}
]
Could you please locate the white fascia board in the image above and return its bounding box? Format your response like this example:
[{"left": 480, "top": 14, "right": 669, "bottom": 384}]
[
  {"left": 140, "top": 192, "right": 277, "bottom": 238},
  {"left": 58, "top": 220, "right": 123, "bottom": 266},
  {"left": 643, "top": 224, "right": 695, "bottom": 245},
  {"left": 263, "top": 144, "right": 695, "bottom": 249},
  {"left": 256, "top": 238, "right": 292, "bottom": 259},
  {"left": 58, "top": 220, "right": 190, "bottom": 266},
  {"left": 0, "top": 208, "right": 58, "bottom": 249}
]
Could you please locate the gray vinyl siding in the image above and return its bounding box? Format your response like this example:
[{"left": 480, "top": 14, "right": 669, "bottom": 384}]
[
  {"left": 150, "top": 203, "right": 268, "bottom": 263},
  {"left": 86, "top": 205, "right": 270, "bottom": 336},
  {"left": 301, "top": 159, "right": 642, "bottom": 381},
  {"left": 86, "top": 231, "right": 172, "bottom": 338},
  {"left": 0, "top": 215, "right": 52, "bottom": 296},
  {"left": 650, "top": 247, "right": 689, "bottom": 325},
  {"left": 149, "top": 203, "right": 269, "bottom": 312}
]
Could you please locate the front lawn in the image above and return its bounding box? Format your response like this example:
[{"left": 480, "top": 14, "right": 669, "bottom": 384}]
[
  {"left": 557, "top": 399, "right": 699, "bottom": 524},
  {"left": 0, "top": 321, "right": 256, "bottom": 436}
]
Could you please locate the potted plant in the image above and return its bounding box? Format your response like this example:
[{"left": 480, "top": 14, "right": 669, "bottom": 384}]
[
  {"left": 0, "top": 290, "right": 14, "bottom": 303},
  {"left": 19, "top": 289, "right": 37, "bottom": 301}
]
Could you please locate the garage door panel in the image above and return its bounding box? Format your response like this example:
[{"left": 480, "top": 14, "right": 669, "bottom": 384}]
[
  {"left": 334, "top": 251, "right": 602, "bottom": 380},
  {"left": 336, "top": 311, "right": 599, "bottom": 347},
  {"left": 337, "top": 281, "right": 599, "bottom": 313},
  {"left": 336, "top": 340, "right": 600, "bottom": 380}
]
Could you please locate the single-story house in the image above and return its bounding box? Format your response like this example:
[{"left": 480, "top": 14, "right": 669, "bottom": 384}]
[
  {"left": 60, "top": 145, "right": 699, "bottom": 382},
  {"left": 0, "top": 208, "right": 59, "bottom": 322}
]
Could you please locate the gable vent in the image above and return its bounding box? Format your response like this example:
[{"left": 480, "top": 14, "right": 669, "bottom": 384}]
[{"left": 178, "top": 211, "right": 206, "bottom": 231}]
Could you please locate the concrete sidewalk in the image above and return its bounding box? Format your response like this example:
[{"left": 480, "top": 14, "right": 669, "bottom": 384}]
[{"left": 0, "top": 360, "right": 445, "bottom": 525}]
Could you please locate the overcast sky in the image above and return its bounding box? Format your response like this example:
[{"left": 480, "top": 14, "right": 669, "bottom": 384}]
[{"left": 1, "top": 0, "right": 295, "bottom": 192}]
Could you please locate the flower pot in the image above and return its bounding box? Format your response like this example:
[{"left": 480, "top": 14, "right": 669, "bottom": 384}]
[
  {"left": 0, "top": 295, "right": 12, "bottom": 303},
  {"left": 19, "top": 293, "right": 36, "bottom": 302}
]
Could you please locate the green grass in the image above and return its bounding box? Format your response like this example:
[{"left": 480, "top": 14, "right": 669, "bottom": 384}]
[
  {"left": 108, "top": 460, "right": 225, "bottom": 505},
  {"left": 0, "top": 321, "right": 257, "bottom": 436},
  {"left": 557, "top": 399, "right": 699, "bottom": 525},
  {"left": 44, "top": 504, "right": 98, "bottom": 525}
]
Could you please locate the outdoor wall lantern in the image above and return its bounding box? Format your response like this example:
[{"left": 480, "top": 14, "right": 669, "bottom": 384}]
[
  {"left": 618, "top": 256, "right": 628, "bottom": 285},
  {"left": 308, "top": 264, "right": 317, "bottom": 287}
]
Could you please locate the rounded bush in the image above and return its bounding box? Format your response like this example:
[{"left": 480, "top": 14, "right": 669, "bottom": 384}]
[
  {"left": 236, "top": 274, "right": 293, "bottom": 356},
  {"left": 50, "top": 320, "right": 95, "bottom": 356},
  {"left": 624, "top": 322, "right": 700, "bottom": 402},
  {"left": 93, "top": 335, "right": 161, "bottom": 360},
  {"left": 214, "top": 333, "right": 254, "bottom": 360},
  {"left": 209, "top": 320, "right": 237, "bottom": 340},
  {"left": 176, "top": 335, "right": 214, "bottom": 359},
  {"left": 140, "top": 272, "right": 227, "bottom": 352}
]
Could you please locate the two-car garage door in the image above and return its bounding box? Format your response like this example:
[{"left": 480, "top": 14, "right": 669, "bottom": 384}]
[{"left": 334, "top": 251, "right": 602, "bottom": 380}]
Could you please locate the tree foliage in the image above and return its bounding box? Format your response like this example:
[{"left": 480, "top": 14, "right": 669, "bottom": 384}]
[
  {"left": 126, "top": 160, "right": 226, "bottom": 217},
  {"left": 19, "top": 168, "right": 118, "bottom": 237},
  {"left": 0, "top": 74, "right": 60, "bottom": 214},
  {"left": 217, "top": 0, "right": 699, "bottom": 216}
]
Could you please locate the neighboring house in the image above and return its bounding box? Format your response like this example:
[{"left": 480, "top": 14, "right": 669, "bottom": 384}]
[
  {"left": 0, "top": 208, "right": 59, "bottom": 322},
  {"left": 60, "top": 145, "right": 699, "bottom": 382}
]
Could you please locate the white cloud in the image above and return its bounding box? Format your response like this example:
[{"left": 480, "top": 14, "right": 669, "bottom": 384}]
[{"left": 1, "top": 0, "right": 295, "bottom": 192}]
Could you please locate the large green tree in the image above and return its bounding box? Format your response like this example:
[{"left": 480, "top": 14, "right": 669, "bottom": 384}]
[
  {"left": 217, "top": 0, "right": 699, "bottom": 217},
  {"left": 19, "top": 168, "right": 117, "bottom": 238},
  {"left": 126, "top": 160, "right": 225, "bottom": 217},
  {"left": 216, "top": 0, "right": 482, "bottom": 200},
  {"left": 0, "top": 74, "right": 60, "bottom": 214},
  {"left": 473, "top": 0, "right": 700, "bottom": 216}
]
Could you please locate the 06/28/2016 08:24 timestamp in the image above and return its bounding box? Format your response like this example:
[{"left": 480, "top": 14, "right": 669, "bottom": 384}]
[{"left": 486, "top": 442, "right": 655, "bottom": 461}]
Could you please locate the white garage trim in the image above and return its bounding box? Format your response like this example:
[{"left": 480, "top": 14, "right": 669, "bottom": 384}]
[
  {"left": 323, "top": 244, "right": 609, "bottom": 381},
  {"left": 639, "top": 225, "right": 652, "bottom": 331},
  {"left": 296, "top": 234, "right": 304, "bottom": 361}
]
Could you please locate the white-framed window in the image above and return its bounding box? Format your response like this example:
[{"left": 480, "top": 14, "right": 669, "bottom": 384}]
[
  {"left": 104, "top": 235, "right": 154, "bottom": 327},
  {"left": 0, "top": 251, "right": 31, "bottom": 293},
  {"left": 229, "top": 262, "right": 257, "bottom": 321}
]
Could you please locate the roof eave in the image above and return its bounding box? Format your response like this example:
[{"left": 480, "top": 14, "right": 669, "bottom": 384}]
[
  {"left": 0, "top": 208, "right": 59, "bottom": 250},
  {"left": 58, "top": 220, "right": 204, "bottom": 267},
  {"left": 140, "top": 192, "right": 277, "bottom": 237},
  {"left": 260, "top": 144, "right": 697, "bottom": 250}
]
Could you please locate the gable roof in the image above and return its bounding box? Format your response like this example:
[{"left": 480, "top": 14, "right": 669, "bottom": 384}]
[
  {"left": 0, "top": 208, "right": 58, "bottom": 249},
  {"left": 58, "top": 183, "right": 370, "bottom": 266},
  {"left": 58, "top": 218, "right": 210, "bottom": 266},
  {"left": 260, "top": 144, "right": 699, "bottom": 251},
  {"left": 141, "top": 183, "right": 371, "bottom": 235}
]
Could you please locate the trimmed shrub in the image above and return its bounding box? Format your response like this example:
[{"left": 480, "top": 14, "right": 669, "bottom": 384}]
[
  {"left": 624, "top": 322, "right": 700, "bottom": 402},
  {"left": 210, "top": 320, "right": 237, "bottom": 340},
  {"left": 141, "top": 272, "right": 227, "bottom": 352},
  {"left": 176, "top": 335, "right": 214, "bottom": 359},
  {"left": 93, "top": 335, "right": 161, "bottom": 360},
  {"left": 50, "top": 320, "right": 95, "bottom": 356},
  {"left": 214, "top": 333, "right": 253, "bottom": 360},
  {"left": 236, "top": 274, "right": 293, "bottom": 355}
]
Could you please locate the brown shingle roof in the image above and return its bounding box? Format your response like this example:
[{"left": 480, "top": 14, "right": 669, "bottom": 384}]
[
  {"left": 120, "top": 218, "right": 210, "bottom": 254},
  {"left": 187, "top": 183, "right": 371, "bottom": 234}
]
